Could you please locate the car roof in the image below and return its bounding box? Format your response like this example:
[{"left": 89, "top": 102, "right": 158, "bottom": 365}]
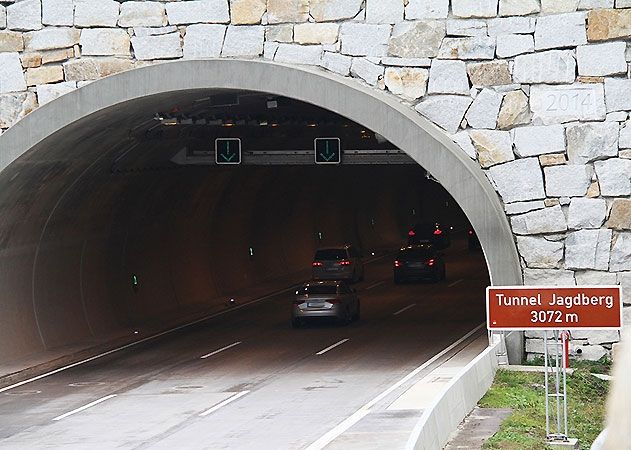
[
  {"left": 399, "top": 244, "right": 434, "bottom": 251},
  {"left": 301, "top": 280, "right": 344, "bottom": 287}
]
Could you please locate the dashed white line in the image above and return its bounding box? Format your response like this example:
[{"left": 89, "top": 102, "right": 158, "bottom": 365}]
[
  {"left": 393, "top": 304, "right": 416, "bottom": 316},
  {"left": 316, "top": 339, "right": 350, "bottom": 356},
  {"left": 200, "top": 341, "right": 242, "bottom": 359},
  {"left": 448, "top": 279, "right": 464, "bottom": 288},
  {"left": 52, "top": 394, "right": 117, "bottom": 421},
  {"left": 198, "top": 391, "right": 250, "bottom": 417},
  {"left": 365, "top": 280, "right": 386, "bottom": 290}
]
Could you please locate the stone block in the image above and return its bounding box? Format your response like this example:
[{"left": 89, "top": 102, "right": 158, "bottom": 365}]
[
  {"left": 594, "top": 158, "right": 631, "bottom": 196},
  {"left": 0, "top": 91, "right": 36, "bottom": 128},
  {"left": 544, "top": 164, "right": 593, "bottom": 197},
  {"left": 230, "top": 0, "right": 266, "bottom": 25},
  {"left": 407, "top": 0, "right": 449, "bottom": 19},
  {"left": 451, "top": 131, "right": 477, "bottom": 159},
  {"left": 566, "top": 122, "right": 619, "bottom": 164},
  {"left": 587, "top": 9, "right": 631, "bottom": 41},
  {"left": 384, "top": 67, "right": 428, "bottom": 101},
  {"left": 513, "top": 50, "right": 576, "bottom": 85},
  {"left": 611, "top": 233, "right": 631, "bottom": 272},
  {"left": 542, "top": 0, "right": 579, "bottom": 12},
  {"left": 523, "top": 268, "right": 576, "bottom": 286},
  {"left": 381, "top": 57, "right": 431, "bottom": 67},
  {"left": 0, "top": 6, "right": 5, "bottom": 30},
  {"left": 0, "top": 52, "right": 26, "bottom": 94},
  {"left": 428, "top": 59, "right": 469, "bottom": 95},
  {"left": 20, "top": 53, "right": 42, "bottom": 68},
  {"left": 620, "top": 121, "right": 631, "bottom": 149},
  {"left": 619, "top": 273, "right": 631, "bottom": 304},
  {"left": 134, "top": 26, "right": 177, "bottom": 37},
  {"left": 469, "top": 129, "right": 513, "bottom": 167},
  {"left": 131, "top": 32, "right": 182, "bottom": 60},
  {"left": 530, "top": 83, "right": 606, "bottom": 124},
  {"left": 579, "top": 0, "right": 614, "bottom": 7},
  {"left": 36, "top": 80, "right": 76, "bottom": 105},
  {"left": 568, "top": 198, "right": 607, "bottom": 229},
  {"left": 488, "top": 157, "right": 545, "bottom": 203},
  {"left": 24, "top": 28, "right": 80, "bottom": 52},
  {"left": 465, "top": 88, "right": 502, "bottom": 129},
  {"left": 539, "top": 154, "right": 567, "bottom": 167},
  {"left": 166, "top": 0, "right": 230, "bottom": 25},
  {"left": 340, "top": 23, "right": 390, "bottom": 57},
  {"left": 26, "top": 65, "right": 63, "bottom": 86},
  {"left": 320, "top": 51, "right": 351, "bottom": 76},
  {"left": 267, "top": 0, "right": 309, "bottom": 24},
  {"left": 497, "top": 90, "right": 531, "bottom": 130},
  {"left": 0, "top": 30, "right": 24, "bottom": 52},
  {"left": 266, "top": 25, "right": 293, "bottom": 43},
  {"left": 607, "top": 199, "right": 631, "bottom": 230},
  {"left": 496, "top": 34, "right": 534, "bottom": 58},
  {"left": 572, "top": 330, "right": 619, "bottom": 345},
  {"left": 63, "top": 57, "right": 134, "bottom": 81},
  {"left": 366, "top": 0, "right": 403, "bottom": 24},
  {"left": 505, "top": 200, "right": 545, "bottom": 215},
  {"left": 310, "top": 0, "right": 363, "bottom": 22},
  {"left": 414, "top": 95, "right": 472, "bottom": 134},
  {"left": 389, "top": 21, "right": 445, "bottom": 58},
  {"left": 7, "top": 0, "right": 41, "bottom": 31},
  {"left": 350, "top": 57, "right": 384, "bottom": 86},
  {"left": 466, "top": 61, "right": 511, "bottom": 87},
  {"left": 605, "top": 78, "right": 631, "bottom": 113},
  {"left": 499, "top": 0, "right": 540, "bottom": 16},
  {"left": 437, "top": 36, "right": 496, "bottom": 60},
  {"left": 81, "top": 28, "right": 131, "bottom": 57},
  {"left": 43, "top": 0, "right": 73, "bottom": 26},
  {"left": 183, "top": 24, "right": 225, "bottom": 58},
  {"left": 452, "top": 0, "right": 498, "bottom": 18},
  {"left": 446, "top": 19, "right": 486, "bottom": 36},
  {"left": 487, "top": 17, "right": 535, "bottom": 36},
  {"left": 573, "top": 344, "right": 608, "bottom": 361},
  {"left": 513, "top": 125, "right": 565, "bottom": 158},
  {"left": 294, "top": 23, "right": 338, "bottom": 45},
  {"left": 575, "top": 270, "right": 617, "bottom": 285},
  {"left": 535, "top": 12, "right": 587, "bottom": 51},
  {"left": 118, "top": 2, "right": 167, "bottom": 28},
  {"left": 577, "top": 42, "right": 627, "bottom": 77},
  {"left": 274, "top": 43, "right": 322, "bottom": 65},
  {"left": 221, "top": 25, "right": 264, "bottom": 58},
  {"left": 511, "top": 205, "right": 567, "bottom": 235},
  {"left": 566, "top": 229, "right": 612, "bottom": 270},
  {"left": 517, "top": 236, "right": 564, "bottom": 269},
  {"left": 74, "top": 0, "right": 119, "bottom": 28}
]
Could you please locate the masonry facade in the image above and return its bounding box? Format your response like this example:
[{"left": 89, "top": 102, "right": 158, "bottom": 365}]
[{"left": 0, "top": 0, "right": 630, "bottom": 360}]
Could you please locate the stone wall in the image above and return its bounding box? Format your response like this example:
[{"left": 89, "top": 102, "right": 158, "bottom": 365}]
[{"left": 1, "top": 0, "right": 630, "bottom": 360}]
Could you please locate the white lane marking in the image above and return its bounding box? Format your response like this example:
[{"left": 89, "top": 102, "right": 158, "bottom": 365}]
[
  {"left": 316, "top": 339, "right": 350, "bottom": 356},
  {"left": 52, "top": 394, "right": 117, "bottom": 421},
  {"left": 198, "top": 391, "right": 249, "bottom": 417},
  {"left": 393, "top": 304, "right": 416, "bottom": 316},
  {"left": 448, "top": 279, "right": 464, "bottom": 288},
  {"left": 365, "top": 280, "right": 386, "bottom": 290},
  {"left": 305, "top": 323, "right": 485, "bottom": 450},
  {"left": 200, "top": 341, "right": 242, "bottom": 359}
]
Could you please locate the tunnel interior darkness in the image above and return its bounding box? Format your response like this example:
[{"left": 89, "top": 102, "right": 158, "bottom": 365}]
[{"left": 0, "top": 88, "right": 488, "bottom": 366}]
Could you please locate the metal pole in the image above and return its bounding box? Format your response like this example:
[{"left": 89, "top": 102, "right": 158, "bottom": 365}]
[
  {"left": 562, "top": 332, "right": 569, "bottom": 438},
  {"left": 544, "top": 332, "right": 550, "bottom": 437},
  {"left": 554, "top": 330, "right": 562, "bottom": 437}
]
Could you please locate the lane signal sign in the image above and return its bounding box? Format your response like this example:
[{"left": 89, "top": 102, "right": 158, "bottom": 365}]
[
  {"left": 215, "top": 138, "right": 242, "bottom": 165},
  {"left": 314, "top": 137, "right": 341, "bottom": 165}
]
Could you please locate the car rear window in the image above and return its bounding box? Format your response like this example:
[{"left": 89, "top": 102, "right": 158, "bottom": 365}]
[
  {"left": 398, "top": 248, "right": 434, "bottom": 259},
  {"left": 299, "top": 285, "right": 338, "bottom": 295},
  {"left": 314, "top": 249, "right": 347, "bottom": 260}
]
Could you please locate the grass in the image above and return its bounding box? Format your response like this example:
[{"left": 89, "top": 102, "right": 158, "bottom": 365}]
[
  {"left": 525, "top": 355, "right": 613, "bottom": 375},
  {"left": 479, "top": 366, "right": 609, "bottom": 450}
]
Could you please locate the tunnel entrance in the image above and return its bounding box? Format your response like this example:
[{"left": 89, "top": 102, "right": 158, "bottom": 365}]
[{"left": 0, "top": 59, "right": 520, "bottom": 368}]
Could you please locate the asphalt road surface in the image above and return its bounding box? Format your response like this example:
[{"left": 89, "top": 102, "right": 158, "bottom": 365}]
[{"left": 0, "top": 238, "right": 488, "bottom": 449}]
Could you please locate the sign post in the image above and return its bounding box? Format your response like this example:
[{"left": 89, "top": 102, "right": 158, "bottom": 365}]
[{"left": 487, "top": 285, "right": 622, "bottom": 448}]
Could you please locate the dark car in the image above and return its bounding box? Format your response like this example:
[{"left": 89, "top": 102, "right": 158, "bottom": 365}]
[
  {"left": 407, "top": 222, "right": 450, "bottom": 249},
  {"left": 291, "top": 280, "right": 360, "bottom": 327},
  {"left": 394, "top": 244, "right": 446, "bottom": 283},
  {"left": 311, "top": 245, "right": 364, "bottom": 282}
]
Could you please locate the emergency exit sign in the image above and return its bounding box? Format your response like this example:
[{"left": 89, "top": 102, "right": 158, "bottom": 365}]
[{"left": 487, "top": 286, "right": 622, "bottom": 331}]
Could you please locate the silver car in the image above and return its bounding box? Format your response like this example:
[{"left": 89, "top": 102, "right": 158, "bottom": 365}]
[
  {"left": 311, "top": 245, "right": 364, "bottom": 282},
  {"left": 291, "top": 280, "right": 360, "bottom": 328}
]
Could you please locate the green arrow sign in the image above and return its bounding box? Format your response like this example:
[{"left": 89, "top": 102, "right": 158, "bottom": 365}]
[
  {"left": 215, "top": 138, "right": 242, "bottom": 165},
  {"left": 314, "top": 138, "right": 341, "bottom": 164}
]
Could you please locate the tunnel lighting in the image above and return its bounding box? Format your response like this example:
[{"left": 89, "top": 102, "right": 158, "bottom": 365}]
[
  {"left": 266, "top": 100, "right": 278, "bottom": 109},
  {"left": 371, "top": 251, "right": 375, "bottom": 256},
  {"left": 394, "top": 260, "right": 402, "bottom": 267},
  {"left": 411, "top": 208, "right": 416, "bottom": 216},
  {"left": 161, "top": 118, "right": 178, "bottom": 126},
  {"left": 307, "top": 123, "right": 317, "bottom": 127},
  {"left": 428, "top": 259, "right": 435, "bottom": 266},
  {"left": 133, "top": 330, "right": 139, "bottom": 334},
  {"left": 248, "top": 247, "right": 254, "bottom": 257},
  {"left": 222, "top": 121, "right": 235, "bottom": 127},
  {"left": 259, "top": 120, "right": 268, "bottom": 126},
  {"left": 270, "top": 122, "right": 279, "bottom": 127},
  {"left": 317, "top": 231, "right": 323, "bottom": 241},
  {"left": 370, "top": 218, "right": 375, "bottom": 226}
]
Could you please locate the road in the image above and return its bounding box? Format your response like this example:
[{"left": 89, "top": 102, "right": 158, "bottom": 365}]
[{"left": 0, "top": 238, "right": 488, "bottom": 449}]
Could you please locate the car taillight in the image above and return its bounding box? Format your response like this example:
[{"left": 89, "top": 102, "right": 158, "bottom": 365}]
[
  {"left": 394, "top": 260, "right": 402, "bottom": 267},
  {"left": 338, "top": 260, "right": 351, "bottom": 266},
  {"left": 468, "top": 229, "right": 474, "bottom": 235},
  {"left": 312, "top": 261, "right": 323, "bottom": 267},
  {"left": 428, "top": 259, "right": 435, "bottom": 266},
  {"left": 408, "top": 229, "right": 416, "bottom": 237},
  {"left": 433, "top": 229, "right": 442, "bottom": 235}
]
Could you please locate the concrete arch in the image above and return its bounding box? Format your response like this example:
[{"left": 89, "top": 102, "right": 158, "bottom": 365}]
[{"left": 0, "top": 59, "right": 520, "bottom": 287}]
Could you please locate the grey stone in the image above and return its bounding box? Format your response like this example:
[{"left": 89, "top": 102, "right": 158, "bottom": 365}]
[
  {"left": 437, "top": 36, "right": 496, "bottom": 60},
  {"left": 274, "top": 43, "right": 322, "bottom": 65},
  {"left": 496, "top": 34, "right": 534, "bottom": 58},
  {"left": 452, "top": 0, "right": 498, "bottom": 18},
  {"left": 36, "top": 80, "right": 76, "bottom": 105},
  {"left": 497, "top": 90, "right": 531, "bottom": 130},
  {"left": 119, "top": 2, "right": 167, "bottom": 28},
  {"left": 446, "top": 19, "right": 486, "bottom": 36},
  {"left": 320, "top": 51, "right": 352, "bottom": 76},
  {"left": 131, "top": 32, "right": 182, "bottom": 60},
  {"left": 542, "top": 0, "right": 579, "bottom": 12},
  {"left": 166, "top": 0, "right": 230, "bottom": 25},
  {"left": 534, "top": 12, "right": 587, "bottom": 51},
  {"left": 25, "top": 28, "right": 80, "bottom": 51},
  {"left": 577, "top": 42, "right": 627, "bottom": 77},
  {"left": 467, "top": 61, "right": 511, "bottom": 87},
  {"left": 611, "top": 233, "right": 631, "bottom": 271},
  {"left": 350, "top": 57, "right": 384, "bottom": 86},
  {"left": 7, "top": 0, "right": 41, "bottom": 31},
  {"left": 62, "top": 58, "right": 134, "bottom": 81},
  {"left": 544, "top": 164, "right": 592, "bottom": 197},
  {"left": 572, "top": 330, "right": 619, "bottom": 346},
  {"left": 619, "top": 272, "right": 631, "bottom": 304},
  {"left": 499, "top": 0, "right": 540, "bottom": 16},
  {"left": 384, "top": 67, "right": 428, "bottom": 101},
  {"left": 388, "top": 21, "right": 445, "bottom": 58},
  {"left": 620, "top": 121, "right": 631, "bottom": 149},
  {"left": 265, "top": 25, "right": 293, "bottom": 43},
  {"left": 505, "top": 200, "right": 546, "bottom": 215},
  {"left": 523, "top": 268, "right": 576, "bottom": 286},
  {"left": 511, "top": 205, "right": 567, "bottom": 235},
  {"left": 221, "top": 26, "right": 264, "bottom": 58},
  {"left": 267, "top": 0, "right": 309, "bottom": 24},
  {"left": 381, "top": 57, "right": 431, "bottom": 67},
  {"left": 183, "top": 24, "right": 225, "bottom": 58},
  {"left": 594, "top": 158, "right": 631, "bottom": 196},
  {"left": 0, "top": 6, "right": 5, "bottom": 30},
  {"left": 578, "top": 0, "right": 614, "bottom": 7},
  {"left": 607, "top": 111, "right": 628, "bottom": 122},
  {"left": 414, "top": 95, "right": 472, "bottom": 134},
  {"left": 465, "top": 88, "right": 502, "bottom": 129},
  {"left": 530, "top": 84, "right": 606, "bottom": 125},
  {"left": 469, "top": 129, "right": 513, "bottom": 167},
  {"left": 310, "top": 0, "right": 363, "bottom": 22},
  {"left": 487, "top": 157, "right": 546, "bottom": 203},
  {"left": 565, "top": 229, "right": 612, "bottom": 270},
  {"left": 428, "top": 60, "right": 469, "bottom": 95},
  {"left": 451, "top": 131, "right": 477, "bottom": 159},
  {"left": 517, "top": 236, "right": 564, "bottom": 269},
  {"left": 513, "top": 50, "right": 576, "bottom": 85},
  {"left": 406, "top": 0, "right": 449, "bottom": 20},
  {"left": 294, "top": 23, "right": 339, "bottom": 45},
  {"left": 366, "top": 0, "right": 403, "bottom": 24},
  {"left": 340, "top": 23, "right": 390, "bottom": 57},
  {"left": 43, "top": 0, "right": 73, "bottom": 26},
  {"left": 605, "top": 78, "right": 631, "bottom": 113},
  {"left": 0, "top": 52, "right": 26, "bottom": 94},
  {"left": 487, "top": 17, "right": 536, "bottom": 36},
  {"left": 573, "top": 344, "right": 608, "bottom": 361},
  {"left": 0, "top": 91, "right": 36, "bottom": 128},
  {"left": 134, "top": 26, "right": 177, "bottom": 37},
  {"left": 74, "top": 0, "right": 120, "bottom": 28},
  {"left": 513, "top": 125, "right": 565, "bottom": 158},
  {"left": 566, "top": 122, "right": 619, "bottom": 164},
  {"left": 574, "top": 270, "right": 617, "bottom": 286},
  {"left": 567, "top": 198, "right": 607, "bottom": 229},
  {"left": 81, "top": 28, "right": 131, "bottom": 57}
]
